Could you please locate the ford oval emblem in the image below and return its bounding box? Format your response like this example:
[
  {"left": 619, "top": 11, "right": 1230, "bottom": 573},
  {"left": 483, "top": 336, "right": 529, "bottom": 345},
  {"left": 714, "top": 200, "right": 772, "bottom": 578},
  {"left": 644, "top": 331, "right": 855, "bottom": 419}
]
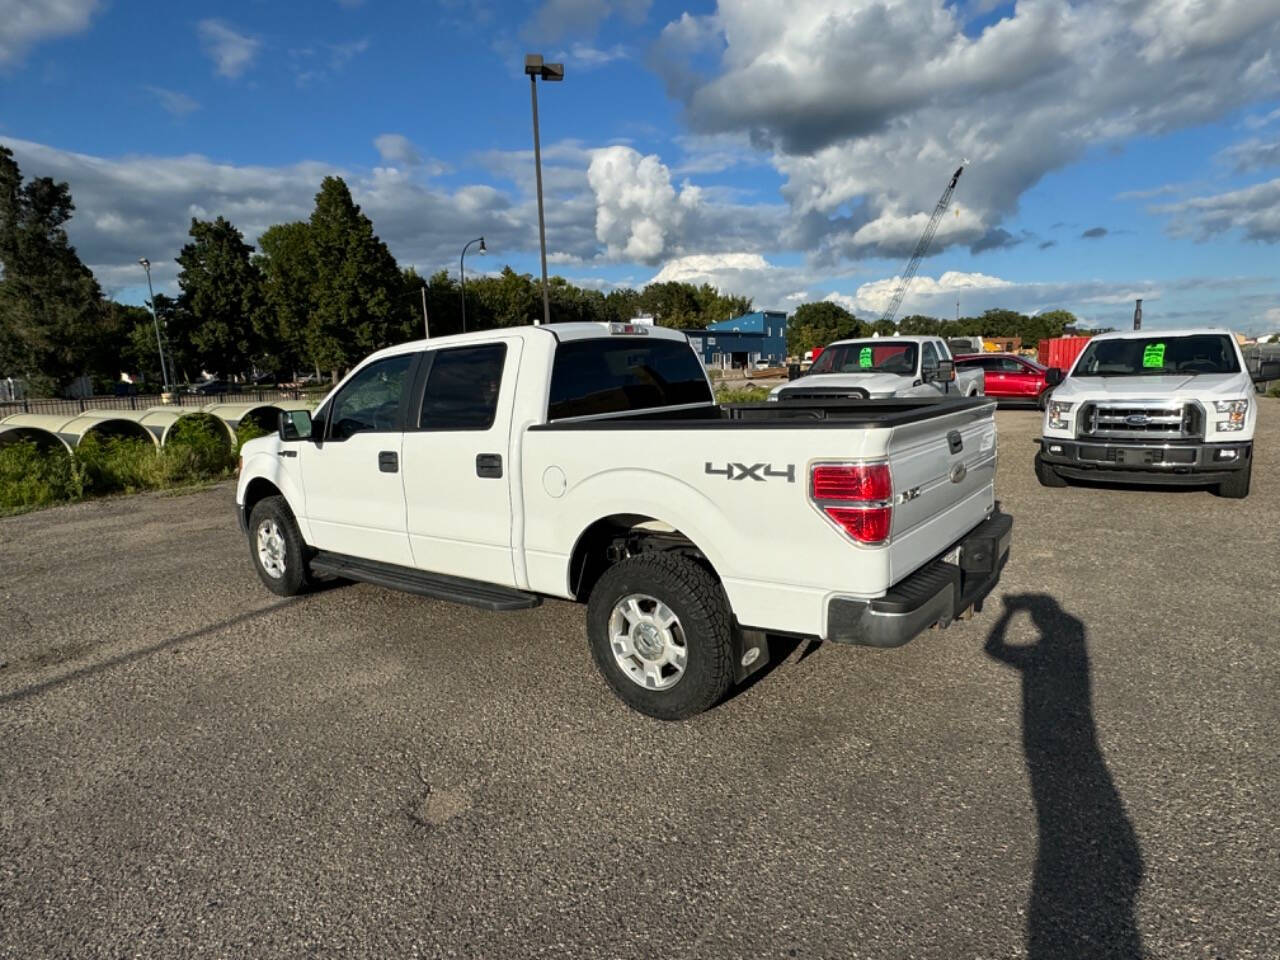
[
  {"left": 950, "top": 462, "right": 967, "bottom": 484},
  {"left": 1125, "top": 414, "right": 1150, "bottom": 426}
]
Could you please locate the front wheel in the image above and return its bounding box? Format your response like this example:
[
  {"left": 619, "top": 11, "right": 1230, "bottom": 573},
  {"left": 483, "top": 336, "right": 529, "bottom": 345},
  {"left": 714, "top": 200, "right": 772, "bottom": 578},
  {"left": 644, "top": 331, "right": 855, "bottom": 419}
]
[
  {"left": 1215, "top": 462, "right": 1251, "bottom": 499},
  {"left": 1035, "top": 453, "right": 1069, "bottom": 488},
  {"left": 248, "top": 496, "right": 314, "bottom": 596},
  {"left": 586, "top": 552, "right": 733, "bottom": 720}
]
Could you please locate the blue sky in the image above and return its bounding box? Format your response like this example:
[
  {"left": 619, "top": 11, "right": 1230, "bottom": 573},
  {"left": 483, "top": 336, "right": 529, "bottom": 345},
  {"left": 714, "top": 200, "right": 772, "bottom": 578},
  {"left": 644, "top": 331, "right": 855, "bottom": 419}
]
[{"left": 2, "top": 0, "right": 1279, "bottom": 331}]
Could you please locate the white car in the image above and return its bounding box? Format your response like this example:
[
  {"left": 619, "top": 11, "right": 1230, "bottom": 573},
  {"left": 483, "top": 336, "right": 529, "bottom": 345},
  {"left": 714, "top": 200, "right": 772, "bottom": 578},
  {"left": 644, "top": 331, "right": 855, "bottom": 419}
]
[
  {"left": 1036, "top": 327, "right": 1275, "bottom": 498},
  {"left": 236, "top": 323, "right": 1012, "bottom": 718},
  {"left": 772, "top": 336, "right": 984, "bottom": 401}
]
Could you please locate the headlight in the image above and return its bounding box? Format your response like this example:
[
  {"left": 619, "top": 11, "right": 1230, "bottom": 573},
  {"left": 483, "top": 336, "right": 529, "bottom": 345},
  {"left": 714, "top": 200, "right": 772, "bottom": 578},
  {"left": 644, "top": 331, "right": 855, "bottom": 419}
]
[
  {"left": 1214, "top": 398, "right": 1249, "bottom": 432},
  {"left": 1047, "top": 400, "right": 1074, "bottom": 430}
]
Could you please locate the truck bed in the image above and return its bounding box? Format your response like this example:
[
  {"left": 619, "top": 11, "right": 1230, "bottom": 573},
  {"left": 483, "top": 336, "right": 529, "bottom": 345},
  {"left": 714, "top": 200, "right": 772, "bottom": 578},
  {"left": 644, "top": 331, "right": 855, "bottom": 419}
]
[{"left": 528, "top": 397, "right": 992, "bottom": 431}]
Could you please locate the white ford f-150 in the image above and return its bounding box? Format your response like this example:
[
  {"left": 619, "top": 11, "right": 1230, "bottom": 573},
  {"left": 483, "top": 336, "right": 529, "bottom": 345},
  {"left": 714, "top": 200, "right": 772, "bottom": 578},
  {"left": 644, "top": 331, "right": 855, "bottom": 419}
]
[
  {"left": 1035, "top": 327, "right": 1276, "bottom": 499},
  {"left": 771, "top": 335, "right": 984, "bottom": 402},
  {"left": 236, "top": 323, "right": 1012, "bottom": 718}
]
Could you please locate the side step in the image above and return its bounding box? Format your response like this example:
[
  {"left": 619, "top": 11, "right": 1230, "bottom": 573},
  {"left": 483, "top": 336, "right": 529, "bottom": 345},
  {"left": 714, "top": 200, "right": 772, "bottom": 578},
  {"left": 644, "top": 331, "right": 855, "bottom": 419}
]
[{"left": 309, "top": 551, "right": 541, "bottom": 612}]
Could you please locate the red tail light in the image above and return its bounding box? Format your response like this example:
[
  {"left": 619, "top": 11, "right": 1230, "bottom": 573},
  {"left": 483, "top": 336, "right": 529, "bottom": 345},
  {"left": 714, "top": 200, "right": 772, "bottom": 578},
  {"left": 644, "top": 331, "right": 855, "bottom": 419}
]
[{"left": 810, "top": 462, "right": 893, "bottom": 545}]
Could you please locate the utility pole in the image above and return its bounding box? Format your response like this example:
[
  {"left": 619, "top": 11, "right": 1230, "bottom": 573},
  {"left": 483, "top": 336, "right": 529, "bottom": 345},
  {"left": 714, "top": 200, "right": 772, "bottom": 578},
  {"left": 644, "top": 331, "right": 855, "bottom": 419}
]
[
  {"left": 525, "top": 54, "right": 564, "bottom": 326},
  {"left": 138, "top": 258, "right": 172, "bottom": 394},
  {"left": 1134, "top": 298, "right": 1143, "bottom": 331}
]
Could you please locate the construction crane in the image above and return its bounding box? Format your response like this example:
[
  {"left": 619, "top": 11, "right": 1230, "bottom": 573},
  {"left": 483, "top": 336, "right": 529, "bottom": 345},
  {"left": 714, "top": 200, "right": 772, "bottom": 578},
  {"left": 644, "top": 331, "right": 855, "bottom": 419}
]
[{"left": 877, "top": 163, "right": 965, "bottom": 328}]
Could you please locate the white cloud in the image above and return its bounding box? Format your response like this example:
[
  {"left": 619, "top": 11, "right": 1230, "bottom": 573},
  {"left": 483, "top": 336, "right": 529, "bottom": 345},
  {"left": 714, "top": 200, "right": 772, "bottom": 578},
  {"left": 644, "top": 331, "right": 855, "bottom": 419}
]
[
  {"left": 1216, "top": 138, "right": 1280, "bottom": 173},
  {"left": 0, "top": 0, "right": 100, "bottom": 64},
  {"left": 373, "top": 133, "right": 422, "bottom": 167},
  {"left": 1155, "top": 178, "right": 1280, "bottom": 243},
  {"left": 587, "top": 146, "right": 701, "bottom": 262},
  {"left": 143, "top": 86, "right": 200, "bottom": 117},
  {"left": 522, "top": 0, "right": 650, "bottom": 43},
  {"left": 654, "top": 0, "right": 1280, "bottom": 261},
  {"left": 0, "top": 136, "right": 556, "bottom": 296},
  {"left": 197, "top": 19, "right": 261, "bottom": 79},
  {"left": 556, "top": 42, "right": 627, "bottom": 68}
]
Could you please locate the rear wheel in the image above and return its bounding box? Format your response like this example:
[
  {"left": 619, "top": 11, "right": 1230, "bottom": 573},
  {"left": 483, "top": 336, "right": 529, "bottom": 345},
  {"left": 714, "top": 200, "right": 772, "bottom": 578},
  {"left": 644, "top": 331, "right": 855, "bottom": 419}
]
[
  {"left": 1035, "top": 453, "right": 1069, "bottom": 488},
  {"left": 1215, "top": 462, "right": 1251, "bottom": 499},
  {"left": 248, "top": 496, "right": 314, "bottom": 596},
  {"left": 586, "top": 552, "right": 733, "bottom": 720}
]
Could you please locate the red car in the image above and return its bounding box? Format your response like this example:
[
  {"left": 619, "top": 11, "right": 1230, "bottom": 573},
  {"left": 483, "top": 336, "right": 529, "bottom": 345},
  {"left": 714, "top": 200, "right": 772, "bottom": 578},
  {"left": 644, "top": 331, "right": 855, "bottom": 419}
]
[{"left": 955, "top": 353, "right": 1061, "bottom": 408}]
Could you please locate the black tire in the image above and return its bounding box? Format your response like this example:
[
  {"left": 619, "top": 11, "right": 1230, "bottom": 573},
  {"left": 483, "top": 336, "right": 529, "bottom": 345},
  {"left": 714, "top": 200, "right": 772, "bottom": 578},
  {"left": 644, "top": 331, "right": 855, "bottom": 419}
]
[
  {"left": 1215, "top": 462, "right": 1251, "bottom": 499},
  {"left": 1035, "top": 453, "right": 1069, "bottom": 488},
  {"left": 1037, "top": 388, "right": 1053, "bottom": 411},
  {"left": 247, "top": 495, "right": 314, "bottom": 596},
  {"left": 586, "top": 552, "right": 733, "bottom": 721}
]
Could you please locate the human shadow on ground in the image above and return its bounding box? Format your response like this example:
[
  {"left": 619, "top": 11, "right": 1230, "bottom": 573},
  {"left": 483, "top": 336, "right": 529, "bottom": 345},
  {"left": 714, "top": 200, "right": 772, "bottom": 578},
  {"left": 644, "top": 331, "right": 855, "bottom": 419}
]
[{"left": 985, "top": 593, "right": 1145, "bottom": 960}]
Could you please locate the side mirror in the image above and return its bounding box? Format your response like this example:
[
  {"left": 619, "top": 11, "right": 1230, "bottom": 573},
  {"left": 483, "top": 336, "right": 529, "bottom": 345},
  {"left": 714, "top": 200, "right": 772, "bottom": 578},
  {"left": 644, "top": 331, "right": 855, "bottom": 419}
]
[
  {"left": 926, "top": 359, "right": 955, "bottom": 383},
  {"left": 1045, "top": 367, "right": 1065, "bottom": 386},
  {"left": 279, "top": 409, "right": 313, "bottom": 441},
  {"left": 1252, "top": 359, "right": 1280, "bottom": 383}
]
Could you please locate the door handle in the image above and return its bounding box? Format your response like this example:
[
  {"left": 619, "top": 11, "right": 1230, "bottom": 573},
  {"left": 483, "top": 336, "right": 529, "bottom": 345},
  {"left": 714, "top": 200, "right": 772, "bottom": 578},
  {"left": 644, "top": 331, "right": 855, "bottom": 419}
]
[
  {"left": 378, "top": 451, "right": 399, "bottom": 473},
  {"left": 476, "top": 453, "right": 503, "bottom": 478}
]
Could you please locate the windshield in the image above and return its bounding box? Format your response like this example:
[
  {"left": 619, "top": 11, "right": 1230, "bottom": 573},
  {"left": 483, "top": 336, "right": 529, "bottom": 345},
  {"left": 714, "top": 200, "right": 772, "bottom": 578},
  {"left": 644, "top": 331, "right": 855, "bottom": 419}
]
[
  {"left": 1073, "top": 335, "right": 1240, "bottom": 377},
  {"left": 809, "top": 341, "right": 918, "bottom": 376}
]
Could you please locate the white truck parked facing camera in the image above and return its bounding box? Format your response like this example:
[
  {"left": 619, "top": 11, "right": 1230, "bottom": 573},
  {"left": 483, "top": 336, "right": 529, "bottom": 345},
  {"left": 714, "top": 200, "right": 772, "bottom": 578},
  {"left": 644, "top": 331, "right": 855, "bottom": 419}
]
[
  {"left": 770, "top": 335, "right": 985, "bottom": 402},
  {"left": 236, "top": 323, "right": 1012, "bottom": 719},
  {"left": 1035, "top": 327, "right": 1276, "bottom": 499}
]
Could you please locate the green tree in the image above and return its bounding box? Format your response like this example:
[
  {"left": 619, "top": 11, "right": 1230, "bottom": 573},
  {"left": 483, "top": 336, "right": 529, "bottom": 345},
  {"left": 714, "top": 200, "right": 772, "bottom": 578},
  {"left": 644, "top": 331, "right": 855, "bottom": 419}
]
[
  {"left": 897, "top": 314, "right": 941, "bottom": 336},
  {"left": 0, "top": 145, "right": 107, "bottom": 394},
  {"left": 256, "top": 220, "right": 315, "bottom": 376},
  {"left": 175, "top": 216, "right": 265, "bottom": 379},
  {"left": 305, "top": 176, "right": 402, "bottom": 377},
  {"left": 787, "top": 301, "right": 864, "bottom": 356}
]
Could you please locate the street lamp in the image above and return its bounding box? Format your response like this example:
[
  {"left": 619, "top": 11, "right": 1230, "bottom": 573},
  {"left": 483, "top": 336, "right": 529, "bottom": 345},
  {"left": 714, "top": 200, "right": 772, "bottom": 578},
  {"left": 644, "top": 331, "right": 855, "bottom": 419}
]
[
  {"left": 138, "top": 258, "right": 172, "bottom": 393},
  {"left": 459, "top": 236, "right": 486, "bottom": 333},
  {"left": 525, "top": 53, "right": 563, "bottom": 326}
]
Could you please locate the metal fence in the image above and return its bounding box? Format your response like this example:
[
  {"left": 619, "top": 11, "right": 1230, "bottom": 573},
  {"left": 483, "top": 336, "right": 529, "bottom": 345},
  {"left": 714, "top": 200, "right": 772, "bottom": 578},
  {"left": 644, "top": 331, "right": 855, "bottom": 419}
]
[{"left": 0, "top": 388, "right": 327, "bottom": 419}]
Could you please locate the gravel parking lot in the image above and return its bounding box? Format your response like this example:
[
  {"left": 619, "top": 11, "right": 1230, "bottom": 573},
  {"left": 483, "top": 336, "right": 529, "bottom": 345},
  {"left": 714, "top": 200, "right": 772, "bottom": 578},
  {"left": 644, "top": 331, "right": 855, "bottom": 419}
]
[{"left": 2, "top": 404, "right": 1277, "bottom": 959}]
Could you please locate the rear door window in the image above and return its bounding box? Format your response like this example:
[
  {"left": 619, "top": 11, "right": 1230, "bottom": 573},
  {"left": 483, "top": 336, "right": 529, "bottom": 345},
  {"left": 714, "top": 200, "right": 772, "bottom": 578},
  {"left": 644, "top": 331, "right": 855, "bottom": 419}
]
[
  {"left": 418, "top": 343, "right": 508, "bottom": 430},
  {"left": 548, "top": 338, "right": 712, "bottom": 420}
]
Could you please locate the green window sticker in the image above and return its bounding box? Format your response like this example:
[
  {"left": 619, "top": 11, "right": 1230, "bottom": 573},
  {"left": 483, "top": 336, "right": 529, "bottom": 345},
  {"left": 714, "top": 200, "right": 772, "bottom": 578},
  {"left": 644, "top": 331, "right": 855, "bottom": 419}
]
[
  {"left": 859, "top": 346, "right": 873, "bottom": 368},
  {"left": 1142, "top": 343, "right": 1166, "bottom": 368}
]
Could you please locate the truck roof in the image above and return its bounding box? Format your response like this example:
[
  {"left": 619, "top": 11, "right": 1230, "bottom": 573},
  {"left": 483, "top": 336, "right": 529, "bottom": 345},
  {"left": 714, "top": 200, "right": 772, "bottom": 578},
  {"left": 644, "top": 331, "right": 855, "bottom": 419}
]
[
  {"left": 826, "top": 335, "right": 939, "bottom": 347},
  {"left": 361, "top": 322, "right": 690, "bottom": 363},
  {"left": 1088, "top": 326, "right": 1236, "bottom": 341}
]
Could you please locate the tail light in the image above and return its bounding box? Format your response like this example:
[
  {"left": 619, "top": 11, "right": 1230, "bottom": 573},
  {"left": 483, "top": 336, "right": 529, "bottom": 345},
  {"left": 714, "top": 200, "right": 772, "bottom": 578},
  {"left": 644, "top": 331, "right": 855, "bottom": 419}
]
[{"left": 810, "top": 462, "right": 892, "bottom": 544}]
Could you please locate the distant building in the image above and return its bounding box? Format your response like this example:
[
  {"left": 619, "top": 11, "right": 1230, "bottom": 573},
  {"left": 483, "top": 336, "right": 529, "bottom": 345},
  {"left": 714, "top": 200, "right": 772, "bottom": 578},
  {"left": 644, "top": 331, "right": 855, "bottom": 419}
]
[{"left": 684, "top": 310, "right": 789, "bottom": 369}]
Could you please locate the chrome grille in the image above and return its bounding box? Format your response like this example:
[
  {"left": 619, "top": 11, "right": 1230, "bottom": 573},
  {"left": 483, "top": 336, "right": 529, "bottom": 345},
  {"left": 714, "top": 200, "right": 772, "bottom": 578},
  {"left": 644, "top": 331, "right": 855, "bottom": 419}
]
[{"left": 1078, "top": 402, "right": 1203, "bottom": 440}]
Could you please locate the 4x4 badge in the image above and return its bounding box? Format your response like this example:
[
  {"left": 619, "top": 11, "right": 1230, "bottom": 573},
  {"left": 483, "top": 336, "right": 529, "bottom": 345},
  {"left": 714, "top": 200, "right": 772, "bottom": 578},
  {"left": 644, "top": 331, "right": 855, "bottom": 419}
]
[{"left": 705, "top": 462, "right": 796, "bottom": 483}]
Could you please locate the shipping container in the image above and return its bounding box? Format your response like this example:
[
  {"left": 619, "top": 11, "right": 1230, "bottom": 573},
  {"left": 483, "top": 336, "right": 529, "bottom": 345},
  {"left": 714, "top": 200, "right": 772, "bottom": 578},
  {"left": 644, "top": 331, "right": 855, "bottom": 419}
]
[{"left": 1037, "top": 336, "right": 1092, "bottom": 371}]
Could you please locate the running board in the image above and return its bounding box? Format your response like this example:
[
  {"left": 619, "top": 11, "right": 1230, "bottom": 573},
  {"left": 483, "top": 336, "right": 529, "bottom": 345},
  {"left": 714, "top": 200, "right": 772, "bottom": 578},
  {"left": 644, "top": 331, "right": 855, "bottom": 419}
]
[{"left": 309, "top": 552, "right": 541, "bottom": 611}]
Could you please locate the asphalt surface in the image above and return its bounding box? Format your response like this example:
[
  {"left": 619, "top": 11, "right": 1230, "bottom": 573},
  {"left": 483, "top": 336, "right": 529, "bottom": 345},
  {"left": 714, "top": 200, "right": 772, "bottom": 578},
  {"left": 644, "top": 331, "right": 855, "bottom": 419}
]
[{"left": 2, "top": 404, "right": 1277, "bottom": 959}]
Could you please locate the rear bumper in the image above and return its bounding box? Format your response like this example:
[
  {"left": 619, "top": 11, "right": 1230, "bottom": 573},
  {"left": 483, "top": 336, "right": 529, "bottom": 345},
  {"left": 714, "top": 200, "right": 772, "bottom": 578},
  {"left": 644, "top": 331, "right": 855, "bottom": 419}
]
[
  {"left": 825, "top": 510, "right": 1012, "bottom": 647},
  {"left": 1036, "top": 437, "right": 1251, "bottom": 483}
]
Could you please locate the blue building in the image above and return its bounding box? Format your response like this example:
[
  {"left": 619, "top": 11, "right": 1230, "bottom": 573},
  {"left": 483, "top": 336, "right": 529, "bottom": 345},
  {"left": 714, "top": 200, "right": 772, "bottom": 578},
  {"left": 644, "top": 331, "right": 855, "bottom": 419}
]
[{"left": 684, "top": 310, "right": 790, "bottom": 369}]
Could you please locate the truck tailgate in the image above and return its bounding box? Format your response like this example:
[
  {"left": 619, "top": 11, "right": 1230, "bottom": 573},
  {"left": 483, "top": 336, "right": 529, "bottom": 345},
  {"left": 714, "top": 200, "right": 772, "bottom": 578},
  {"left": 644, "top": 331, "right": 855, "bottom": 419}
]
[{"left": 884, "top": 401, "right": 997, "bottom": 585}]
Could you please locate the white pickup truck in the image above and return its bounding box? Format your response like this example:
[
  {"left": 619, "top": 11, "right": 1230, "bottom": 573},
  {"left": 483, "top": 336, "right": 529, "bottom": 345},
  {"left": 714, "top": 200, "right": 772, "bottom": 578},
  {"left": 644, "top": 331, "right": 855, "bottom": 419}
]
[
  {"left": 771, "top": 335, "right": 984, "bottom": 402},
  {"left": 1036, "top": 327, "right": 1276, "bottom": 499},
  {"left": 236, "top": 323, "right": 1012, "bottom": 719}
]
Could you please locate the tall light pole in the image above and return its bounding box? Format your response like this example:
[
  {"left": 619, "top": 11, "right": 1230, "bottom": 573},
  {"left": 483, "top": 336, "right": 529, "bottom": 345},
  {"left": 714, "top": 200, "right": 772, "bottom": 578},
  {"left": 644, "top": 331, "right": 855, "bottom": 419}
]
[
  {"left": 525, "top": 53, "right": 563, "bottom": 326},
  {"left": 138, "top": 258, "right": 171, "bottom": 393},
  {"left": 459, "top": 236, "right": 486, "bottom": 333}
]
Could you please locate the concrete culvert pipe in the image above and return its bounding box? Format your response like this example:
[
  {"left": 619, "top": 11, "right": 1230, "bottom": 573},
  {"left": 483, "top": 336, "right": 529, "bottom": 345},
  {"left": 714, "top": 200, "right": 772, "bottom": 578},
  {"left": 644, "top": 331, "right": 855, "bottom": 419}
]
[
  {"left": 0, "top": 421, "right": 74, "bottom": 454},
  {"left": 0, "top": 412, "right": 157, "bottom": 449},
  {"left": 161, "top": 411, "right": 236, "bottom": 450}
]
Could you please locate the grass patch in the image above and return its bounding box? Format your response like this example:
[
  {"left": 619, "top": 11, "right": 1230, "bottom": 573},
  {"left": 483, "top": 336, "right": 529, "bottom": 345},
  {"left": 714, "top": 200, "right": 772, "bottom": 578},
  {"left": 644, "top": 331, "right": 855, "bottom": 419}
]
[{"left": 0, "top": 442, "right": 82, "bottom": 512}]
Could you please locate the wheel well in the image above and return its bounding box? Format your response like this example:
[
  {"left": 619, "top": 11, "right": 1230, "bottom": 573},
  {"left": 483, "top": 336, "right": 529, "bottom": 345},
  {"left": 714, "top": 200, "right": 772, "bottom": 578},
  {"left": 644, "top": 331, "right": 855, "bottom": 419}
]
[
  {"left": 568, "top": 514, "right": 718, "bottom": 601},
  {"left": 242, "top": 477, "right": 285, "bottom": 525}
]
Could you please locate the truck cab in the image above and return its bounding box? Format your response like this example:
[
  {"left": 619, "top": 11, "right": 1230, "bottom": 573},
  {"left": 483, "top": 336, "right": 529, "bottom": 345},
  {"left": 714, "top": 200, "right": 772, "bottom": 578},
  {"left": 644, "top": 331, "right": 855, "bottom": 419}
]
[{"left": 1035, "top": 327, "right": 1275, "bottom": 498}]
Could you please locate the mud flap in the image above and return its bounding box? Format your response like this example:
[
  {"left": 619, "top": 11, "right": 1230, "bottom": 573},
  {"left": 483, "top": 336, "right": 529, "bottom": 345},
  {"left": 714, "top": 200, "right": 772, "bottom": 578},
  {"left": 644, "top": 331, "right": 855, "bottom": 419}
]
[{"left": 733, "top": 626, "right": 771, "bottom": 684}]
